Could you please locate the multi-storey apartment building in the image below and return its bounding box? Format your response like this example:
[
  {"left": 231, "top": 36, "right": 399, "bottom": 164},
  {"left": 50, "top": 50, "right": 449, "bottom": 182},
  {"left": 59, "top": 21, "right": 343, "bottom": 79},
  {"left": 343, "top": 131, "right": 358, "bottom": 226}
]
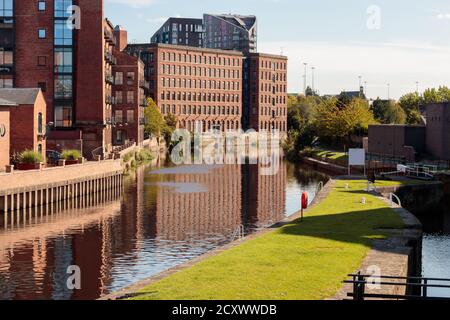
[
  {"left": 245, "top": 53, "right": 288, "bottom": 132},
  {"left": 112, "top": 26, "right": 146, "bottom": 145},
  {"left": 203, "top": 14, "right": 257, "bottom": 54},
  {"left": 128, "top": 43, "right": 244, "bottom": 132},
  {"left": 0, "top": 0, "right": 147, "bottom": 158},
  {"left": 151, "top": 17, "right": 204, "bottom": 48}
]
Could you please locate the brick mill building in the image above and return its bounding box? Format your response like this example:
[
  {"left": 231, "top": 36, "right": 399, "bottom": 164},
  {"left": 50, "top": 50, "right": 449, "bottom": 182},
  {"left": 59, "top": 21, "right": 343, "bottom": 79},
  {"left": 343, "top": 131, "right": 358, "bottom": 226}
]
[
  {"left": 112, "top": 26, "right": 146, "bottom": 146},
  {"left": 244, "top": 53, "right": 288, "bottom": 133},
  {"left": 128, "top": 43, "right": 244, "bottom": 132}
]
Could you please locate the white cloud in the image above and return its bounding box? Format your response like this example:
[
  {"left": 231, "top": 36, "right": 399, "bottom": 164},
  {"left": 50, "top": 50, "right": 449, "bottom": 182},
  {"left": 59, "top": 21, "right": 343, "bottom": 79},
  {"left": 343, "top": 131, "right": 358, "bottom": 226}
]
[
  {"left": 107, "top": 0, "right": 156, "bottom": 8},
  {"left": 436, "top": 13, "right": 450, "bottom": 20},
  {"left": 259, "top": 40, "right": 450, "bottom": 99}
]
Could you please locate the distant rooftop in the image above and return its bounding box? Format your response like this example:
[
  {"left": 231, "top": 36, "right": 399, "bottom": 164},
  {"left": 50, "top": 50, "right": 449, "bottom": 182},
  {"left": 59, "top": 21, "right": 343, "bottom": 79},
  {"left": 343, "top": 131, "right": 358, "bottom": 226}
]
[
  {"left": 205, "top": 14, "right": 257, "bottom": 31},
  {"left": 0, "top": 88, "right": 42, "bottom": 105}
]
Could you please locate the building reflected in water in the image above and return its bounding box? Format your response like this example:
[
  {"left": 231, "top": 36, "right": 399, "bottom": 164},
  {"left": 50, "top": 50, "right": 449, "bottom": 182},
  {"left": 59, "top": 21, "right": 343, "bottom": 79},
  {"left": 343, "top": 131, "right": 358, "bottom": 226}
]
[{"left": 0, "top": 162, "right": 323, "bottom": 300}]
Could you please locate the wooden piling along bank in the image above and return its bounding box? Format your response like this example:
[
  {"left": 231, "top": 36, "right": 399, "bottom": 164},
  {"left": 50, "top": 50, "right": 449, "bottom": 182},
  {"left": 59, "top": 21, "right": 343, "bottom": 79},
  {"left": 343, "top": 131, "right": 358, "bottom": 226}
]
[{"left": 0, "top": 159, "right": 125, "bottom": 229}]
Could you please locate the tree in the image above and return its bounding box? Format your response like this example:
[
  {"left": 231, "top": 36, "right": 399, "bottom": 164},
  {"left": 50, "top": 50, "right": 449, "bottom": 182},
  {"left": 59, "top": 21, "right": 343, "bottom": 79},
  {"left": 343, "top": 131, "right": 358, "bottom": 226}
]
[
  {"left": 398, "top": 92, "right": 423, "bottom": 125},
  {"left": 143, "top": 98, "right": 164, "bottom": 137},
  {"left": 372, "top": 98, "right": 406, "bottom": 124},
  {"left": 162, "top": 113, "right": 178, "bottom": 146}
]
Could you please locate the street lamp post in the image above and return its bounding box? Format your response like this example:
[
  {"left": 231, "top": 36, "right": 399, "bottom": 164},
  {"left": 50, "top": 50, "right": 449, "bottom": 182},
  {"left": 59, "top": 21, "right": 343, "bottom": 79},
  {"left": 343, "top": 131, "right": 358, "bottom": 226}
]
[{"left": 303, "top": 62, "right": 308, "bottom": 94}]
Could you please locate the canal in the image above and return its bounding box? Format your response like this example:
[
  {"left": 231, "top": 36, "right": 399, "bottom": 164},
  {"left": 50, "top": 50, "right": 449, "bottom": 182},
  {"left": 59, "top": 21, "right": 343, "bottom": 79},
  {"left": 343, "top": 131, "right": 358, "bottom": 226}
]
[
  {"left": 414, "top": 194, "right": 450, "bottom": 298},
  {"left": 0, "top": 160, "right": 327, "bottom": 300}
]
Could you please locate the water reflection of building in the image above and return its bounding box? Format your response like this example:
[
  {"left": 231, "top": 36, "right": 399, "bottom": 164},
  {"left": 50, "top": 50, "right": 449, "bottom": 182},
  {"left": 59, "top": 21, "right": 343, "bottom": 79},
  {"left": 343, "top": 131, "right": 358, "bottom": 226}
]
[
  {"left": 151, "top": 163, "right": 287, "bottom": 240},
  {"left": 242, "top": 162, "right": 287, "bottom": 228},
  {"left": 0, "top": 162, "right": 289, "bottom": 300},
  {"left": 152, "top": 165, "right": 243, "bottom": 240},
  {"left": 0, "top": 189, "right": 122, "bottom": 300}
]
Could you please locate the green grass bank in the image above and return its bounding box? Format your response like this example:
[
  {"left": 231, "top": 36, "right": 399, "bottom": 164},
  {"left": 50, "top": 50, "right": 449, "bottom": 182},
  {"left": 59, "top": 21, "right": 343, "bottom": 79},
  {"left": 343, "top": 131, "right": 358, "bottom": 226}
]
[{"left": 130, "top": 180, "right": 412, "bottom": 300}]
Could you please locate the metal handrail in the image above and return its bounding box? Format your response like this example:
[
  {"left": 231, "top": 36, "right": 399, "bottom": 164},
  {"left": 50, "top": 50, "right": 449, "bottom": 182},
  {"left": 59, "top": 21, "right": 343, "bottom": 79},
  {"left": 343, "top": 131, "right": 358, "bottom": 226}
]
[
  {"left": 345, "top": 272, "right": 450, "bottom": 300},
  {"left": 389, "top": 193, "right": 402, "bottom": 208},
  {"left": 316, "top": 181, "right": 324, "bottom": 194}
]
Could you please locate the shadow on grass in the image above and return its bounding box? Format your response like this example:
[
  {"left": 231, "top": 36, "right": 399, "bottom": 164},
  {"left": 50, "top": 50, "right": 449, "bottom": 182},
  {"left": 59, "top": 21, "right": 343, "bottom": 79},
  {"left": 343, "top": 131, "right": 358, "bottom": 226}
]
[{"left": 277, "top": 206, "right": 406, "bottom": 254}]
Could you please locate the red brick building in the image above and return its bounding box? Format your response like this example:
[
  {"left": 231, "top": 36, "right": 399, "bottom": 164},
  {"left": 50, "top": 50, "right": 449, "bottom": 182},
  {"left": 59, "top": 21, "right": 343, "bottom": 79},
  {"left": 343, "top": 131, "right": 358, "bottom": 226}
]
[
  {"left": 0, "top": 1, "right": 147, "bottom": 158},
  {"left": 245, "top": 53, "right": 288, "bottom": 133},
  {"left": 112, "top": 26, "right": 146, "bottom": 145},
  {"left": 128, "top": 43, "right": 244, "bottom": 132},
  {"left": 0, "top": 88, "right": 47, "bottom": 162}
]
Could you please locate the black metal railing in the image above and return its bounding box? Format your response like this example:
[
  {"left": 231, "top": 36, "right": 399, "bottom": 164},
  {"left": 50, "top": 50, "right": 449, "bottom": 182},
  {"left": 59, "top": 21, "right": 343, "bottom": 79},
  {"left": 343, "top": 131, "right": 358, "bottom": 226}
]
[{"left": 345, "top": 272, "right": 450, "bottom": 301}]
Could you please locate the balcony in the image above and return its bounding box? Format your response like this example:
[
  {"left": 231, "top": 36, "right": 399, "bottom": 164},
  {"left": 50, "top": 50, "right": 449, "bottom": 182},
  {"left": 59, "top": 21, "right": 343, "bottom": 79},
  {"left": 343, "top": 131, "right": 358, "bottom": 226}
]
[
  {"left": 105, "top": 95, "right": 114, "bottom": 105},
  {"left": 104, "top": 51, "right": 117, "bottom": 65},
  {"left": 105, "top": 73, "right": 114, "bottom": 85},
  {"left": 104, "top": 28, "right": 116, "bottom": 46},
  {"left": 139, "top": 79, "right": 149, "bottom": 89}
]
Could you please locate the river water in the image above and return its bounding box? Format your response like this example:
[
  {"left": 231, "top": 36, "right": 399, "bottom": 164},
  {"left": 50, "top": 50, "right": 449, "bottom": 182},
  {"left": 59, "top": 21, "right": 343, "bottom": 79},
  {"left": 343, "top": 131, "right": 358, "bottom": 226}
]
[
  {"left": 418, "top": 196, "right": 450, "bottom": 298},
  {"left": 0, "top": 160, "right": 327, "bottom": 300}
]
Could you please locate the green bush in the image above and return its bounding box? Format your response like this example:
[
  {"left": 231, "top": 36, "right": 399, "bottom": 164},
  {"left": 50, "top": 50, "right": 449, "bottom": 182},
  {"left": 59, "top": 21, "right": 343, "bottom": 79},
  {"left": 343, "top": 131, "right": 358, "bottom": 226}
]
[
  {"left": 123, "top": 151, "right": 133, "bottom": 163},
  {"left": 138, "top": 149, "right": 153, "bottom": 162},
  {"left": 61, "top": 149, "right": 81, "bottom": 161},
  {"left": 19, "top": 150, "right": 43, "bottom": 164}
]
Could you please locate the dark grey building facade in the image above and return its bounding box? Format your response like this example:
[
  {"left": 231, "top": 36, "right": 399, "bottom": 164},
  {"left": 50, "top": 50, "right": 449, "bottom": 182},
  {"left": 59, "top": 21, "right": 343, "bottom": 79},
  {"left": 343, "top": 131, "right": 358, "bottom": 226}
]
[
  {"left": 426, "top": 102, "right": 450, "bottom": 160},
  {"left": 151, "top": 17, "right": 203, "bottom": 47},
  {"left": 368, "top": 102, "right": 450, "bottom": 161},
  {"left": 203, "top": 14, "right": 257, "bottom": 53}
]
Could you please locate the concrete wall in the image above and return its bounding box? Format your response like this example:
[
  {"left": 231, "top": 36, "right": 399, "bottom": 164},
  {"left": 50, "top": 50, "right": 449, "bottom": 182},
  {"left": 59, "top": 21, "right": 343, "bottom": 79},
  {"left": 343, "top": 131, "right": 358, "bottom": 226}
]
[
  {"left": 0, "top": 107, "right": 10, "bottom": 169},
  {"left": 368, "top": 125, "right": 426, "bottom": 159},
  {"left": 0, "top": 159, "right": 122, "bottom": 193}
]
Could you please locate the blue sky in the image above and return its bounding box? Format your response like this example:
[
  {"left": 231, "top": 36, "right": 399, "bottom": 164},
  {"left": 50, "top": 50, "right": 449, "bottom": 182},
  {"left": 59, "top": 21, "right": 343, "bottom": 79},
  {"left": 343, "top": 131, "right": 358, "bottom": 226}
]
[{"left": 105, "top": 0, "right": 450, "bottom": 99}]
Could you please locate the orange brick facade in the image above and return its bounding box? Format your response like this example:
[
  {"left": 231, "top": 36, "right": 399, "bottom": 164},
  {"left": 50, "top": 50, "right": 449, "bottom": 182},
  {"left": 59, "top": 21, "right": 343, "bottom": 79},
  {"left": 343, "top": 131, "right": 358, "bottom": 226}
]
[
  {"left": 0, "top": 106, "right": 9, "bottom": 169},
  {"left": 8, "top": 92, "right": 47, "bottom": 158},
  {"left": 246, "top": 53, "right": 288, "bottom": 133},
  {"left": 112, "top": 48, "right": 146, "bottom": 145}
]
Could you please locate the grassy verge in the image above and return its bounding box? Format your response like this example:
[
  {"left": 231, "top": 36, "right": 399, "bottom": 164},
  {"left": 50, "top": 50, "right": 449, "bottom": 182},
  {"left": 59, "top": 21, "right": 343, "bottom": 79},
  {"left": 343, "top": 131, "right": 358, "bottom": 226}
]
[
  {"left": 130, "top": 180, "right": 407, "bottom": 300},
  {"left": 311, "top": 149, "right": 349, "bottom": 166}
]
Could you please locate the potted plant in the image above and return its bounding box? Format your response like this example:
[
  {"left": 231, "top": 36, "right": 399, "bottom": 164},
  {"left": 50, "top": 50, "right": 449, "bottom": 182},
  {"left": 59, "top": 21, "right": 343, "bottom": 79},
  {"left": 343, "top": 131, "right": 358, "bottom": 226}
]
[
  {"left": 17, "top": 150, "right": 43, "bottom": 171},
  {"left": 61, "top": 149, "right": 82, "bottom": 165}
]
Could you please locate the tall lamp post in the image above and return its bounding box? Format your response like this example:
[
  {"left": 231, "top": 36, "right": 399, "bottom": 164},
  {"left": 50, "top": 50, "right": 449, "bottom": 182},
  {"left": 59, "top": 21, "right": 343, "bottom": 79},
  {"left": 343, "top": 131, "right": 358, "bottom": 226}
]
[
  {"left": 311, "top": 66, "right": 316, "bottom": 94},
  {"left": 303, "top": 62, "right": 308, "bottom": 94}
]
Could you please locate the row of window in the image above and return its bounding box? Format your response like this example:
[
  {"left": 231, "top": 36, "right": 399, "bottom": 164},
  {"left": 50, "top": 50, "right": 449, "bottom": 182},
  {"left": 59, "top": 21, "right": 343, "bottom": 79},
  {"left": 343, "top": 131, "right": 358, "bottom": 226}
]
[
  {"left": 259, "top": 71, "right": 287, "bottom": 82},
  {"left": 160, "top": 78, "right": 240, "bottom": 91},
  {"left": 160, "top": 91, "right": 240, "bottom": 103},
  {"left": 260, "top": 60, "right": 287, "bottom": 71},
  {"left": 259, "top": 107, "right": 287, "bottom": 117},
  {"left": 260, "top": 95, "right": 287, "bottom": 105},
  {"left": 260, "top": 83, "right": 286, "bottom": 94},
  {"left": 181, "top": 119, "right": 241, "bottom": 132},
  {"left": 114, "top": 109, "right": 135, "bottom": 123},
  {"left": 161, "top": 104, "right": 241, "bottom": 116},
  {"left": 259, "top": 121, "right": 287, "bottom": 132},
  {"left": 160, "top": 52, "right": 241, "bottom": 67},
  {"left": 115, "top": 91, "right": 135, "bottom": 104},
  {"left": 160, "top": 64, "right": 240, "bottom": 79}
]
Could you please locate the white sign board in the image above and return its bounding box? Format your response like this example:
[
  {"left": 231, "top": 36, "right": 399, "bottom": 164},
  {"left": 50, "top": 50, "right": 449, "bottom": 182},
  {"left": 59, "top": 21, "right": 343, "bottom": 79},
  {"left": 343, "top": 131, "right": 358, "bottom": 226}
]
[
  {"left": 349, "top": 149, "right": 365, "bottom": 166},
  {"left": 397, "top": 164, "right": 407, "bottom": 173}
]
